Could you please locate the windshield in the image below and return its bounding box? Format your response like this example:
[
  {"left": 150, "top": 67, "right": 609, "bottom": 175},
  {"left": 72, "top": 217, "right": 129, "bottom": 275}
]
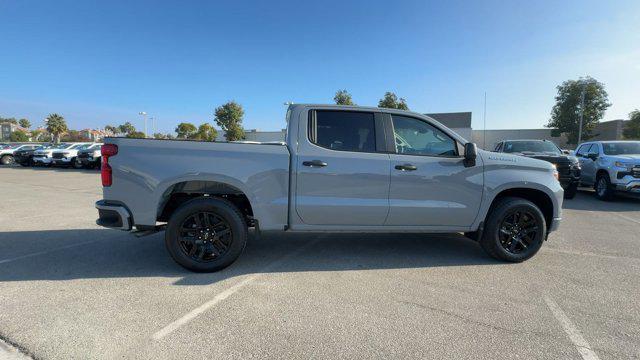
[
  {"left": 69, "top": 143, "right": 87, "bottom": 149},
  {"left": 51, "top": 143, "right": 71, "bottom": 149},
  {"left": 503, "top": 141, "right": 561, "bottom": 154},
  {"left": 602, "top": 142, "right": 640, "bottom": 155}
]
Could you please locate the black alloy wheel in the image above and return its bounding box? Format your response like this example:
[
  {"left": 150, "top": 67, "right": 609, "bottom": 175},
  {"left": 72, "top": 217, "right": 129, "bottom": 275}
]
[
  {"left": 480, "top": 197, "right": 546, "bottom": 262},
  {"left": 177, "top": 212, "right": 233, "bottom": 262},
  {"left": 498, "top": 209, "right": 539, "bottom": 255},
  {"left": 165, "top": 197, "right": 248, "bottom": 272}
]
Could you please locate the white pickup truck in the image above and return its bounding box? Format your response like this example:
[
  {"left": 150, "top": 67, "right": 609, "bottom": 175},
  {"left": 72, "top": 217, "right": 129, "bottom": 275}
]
[{"left": 96, "top": 104, "right": 563, "bottom": 272}]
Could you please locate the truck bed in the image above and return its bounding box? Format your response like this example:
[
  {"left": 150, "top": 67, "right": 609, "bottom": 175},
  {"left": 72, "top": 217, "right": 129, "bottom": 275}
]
[{"left": 102, "top": 137, "right": 291, "bottom": 230}]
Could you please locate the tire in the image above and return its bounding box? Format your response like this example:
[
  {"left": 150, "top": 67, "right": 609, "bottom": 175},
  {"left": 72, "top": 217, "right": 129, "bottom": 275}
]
[
  {"left": 165, "top": 197, "right": 248, "bottom": 272},
  {"left": 563, "top": 183, "right": 577, "bottom": 199},
  {"left": 72, "top": 157, "right": 83, "bottom": 169},
  {"left": 479, "top": 197, "right": 547, "bottom": 262},
  {"left": 1, "top": 155, "right": 14, "bottom": 165},
  {"left": 595, "top": 173, "right": 614, "bottom": 201}
]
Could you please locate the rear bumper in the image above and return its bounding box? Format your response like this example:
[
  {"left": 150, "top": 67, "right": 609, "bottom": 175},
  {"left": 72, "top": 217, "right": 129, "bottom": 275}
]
[{"left": 95, "top": 200, "right": 132, "bottom": 230}]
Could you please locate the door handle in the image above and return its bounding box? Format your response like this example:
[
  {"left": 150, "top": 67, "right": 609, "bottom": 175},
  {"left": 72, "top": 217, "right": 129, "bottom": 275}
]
[
  {"left": 303, "top": 160, "right": 328, "bottom": 167},
  {"left": 395, "top": 164, "right": 417, "bottom": 171}
]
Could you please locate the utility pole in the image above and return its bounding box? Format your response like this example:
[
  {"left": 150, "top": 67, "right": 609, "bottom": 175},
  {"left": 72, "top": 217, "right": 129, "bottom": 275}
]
[
  {"left": 139, "top": 111, "right": 147, "bottom": 137},
  {"left": 483, "top": 92, "right": 487, "bottom": 149},
  {"left": 577, "top": 82, "right": 586, "bottom": 145},
  {"left": 149, "top": 117, "right": 155, "bottom": 136}
]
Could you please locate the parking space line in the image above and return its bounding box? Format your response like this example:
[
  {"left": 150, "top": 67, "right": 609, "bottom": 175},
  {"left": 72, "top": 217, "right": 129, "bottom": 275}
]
[
  {"left": 544, "top": 296, "right": 600, "bottom": 360},
  {"left": 612, "top": 213, "right": 640, "bottom": 225},
  {"left": 0, "top": 239, "right": 104, "bottom": 265},
  {"left": 152, "top": 237, "right": 323, "bottom": 341}
]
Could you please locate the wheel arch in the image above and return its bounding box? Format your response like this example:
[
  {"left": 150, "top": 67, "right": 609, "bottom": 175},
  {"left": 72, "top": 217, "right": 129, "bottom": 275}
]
[
  {"left": 485, "top": 187, "right": 555, "bottom": 229},
  {"left": 157, "top": 180, "right": 256, "bottom": 226}
]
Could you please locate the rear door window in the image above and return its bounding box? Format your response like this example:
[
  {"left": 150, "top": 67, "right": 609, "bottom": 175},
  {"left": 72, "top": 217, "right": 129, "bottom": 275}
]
[{"left": 310, "top": 111, "right": 376, "bottom": 153}]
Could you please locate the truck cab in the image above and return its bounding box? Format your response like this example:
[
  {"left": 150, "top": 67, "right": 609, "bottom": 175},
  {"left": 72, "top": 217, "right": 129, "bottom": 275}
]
[{"left": 96, "top": 104, "right": 563, "bottom": 272}]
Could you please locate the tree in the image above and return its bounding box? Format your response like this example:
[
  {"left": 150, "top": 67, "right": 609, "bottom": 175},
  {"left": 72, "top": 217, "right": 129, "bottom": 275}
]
[
  {"left": 214, "top": 101, "right": 245, "bottom": 141},
  {"left": 10, "top": 130, "right": 29, "bottom": 142},
  {"left": 105, "top": 125, "right": 118, "bottom": 134},
  {"left": 546, "top": 77, "right": 611, "bottom": 145},
  {"left": 118, "top": 122, "right": 136, "bottom": 136},
  {"left": 18, "top": 118, "right": 31, "bottom": 129},
  {"left": 126, "top": 131, "right": 146, "bottom": 138},
  {"left": 0, "top": 117, "right": 17, "bottom": 124},
  {"left": 30, "top": 129, "right": 47, "bottom": 142},
  {"left": 191, "top": 123, "right": 218, "bottom": 141},
  {"left": 175, "top": 122, "right": 198, "bottom": 139},
  {"left": 46, "top": 113, "right": 68, "bottom": 143},
  {"left": 378, "top": 92, "right": 409, "bottom": 110},
  {"left": 153, "top": 133, "right": 167, "bottom": 139},
  {"left": 623, "top": 110, "right": 640, "bottom": 139},
  {"left": 334, "top": 90, "right": 355, "bottom": 105}
]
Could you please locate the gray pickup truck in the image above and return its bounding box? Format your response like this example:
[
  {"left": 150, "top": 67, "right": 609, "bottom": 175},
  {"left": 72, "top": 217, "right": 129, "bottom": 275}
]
[{"left": 96, "top": 104, "right": 563, "bottom": 272}]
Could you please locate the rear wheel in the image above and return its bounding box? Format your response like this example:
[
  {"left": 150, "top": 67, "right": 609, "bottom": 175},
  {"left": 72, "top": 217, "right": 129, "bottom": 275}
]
[
  {"left": 165, "top": 197, "right": 247, "bottom": 272},
  {"left": 595, "top": 174, "right": 614, "bottom": 201},
  {"left": 1, "top": 155, "right": 14, "bottom": 165},
  {"left": 480, "top": 197, "right": 546, "bottom": 262}
]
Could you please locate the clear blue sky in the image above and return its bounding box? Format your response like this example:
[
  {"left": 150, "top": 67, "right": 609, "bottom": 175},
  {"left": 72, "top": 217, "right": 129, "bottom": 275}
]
[{"left": 1, "top": 0, "right": 639, "bottom": 134}]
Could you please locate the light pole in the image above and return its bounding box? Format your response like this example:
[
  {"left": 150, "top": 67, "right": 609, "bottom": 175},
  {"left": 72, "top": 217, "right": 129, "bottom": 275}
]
[
  {"left": 149, "top": 117, "right": 156, "bottom": 136},
  {"left": 139, "top": 112, "right": 147, "bottom": 137},
  {"left": 577, "top": 81, "right": 586, "bottom": 145}
]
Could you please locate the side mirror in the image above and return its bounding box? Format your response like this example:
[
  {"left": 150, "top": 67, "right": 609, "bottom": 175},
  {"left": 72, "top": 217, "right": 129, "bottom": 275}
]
[
  {"left": 562, "top": 149, "right": 570, "bottom": 155},
  {"left": 464, "top": 143, "right": 477, "bottom": 167},
  {"left": 587, "top": 153, "right": 598, "bottom": 161}
]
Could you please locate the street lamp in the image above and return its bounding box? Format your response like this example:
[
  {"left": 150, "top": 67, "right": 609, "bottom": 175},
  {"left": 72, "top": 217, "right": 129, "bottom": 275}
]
[
  {"left": 577, "top": 81, "right": 586, "bottom": 145},
  {"left": 149, "top": 117, "right": 156, "bottom": 136},
  {"left": 139, "top": 112, "right": 147, "bottom": 137}
]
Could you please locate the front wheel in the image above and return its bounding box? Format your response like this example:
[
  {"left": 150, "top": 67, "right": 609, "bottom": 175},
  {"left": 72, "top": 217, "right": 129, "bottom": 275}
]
[
  {"left": 595, "top": 174, "right": 614, "bottom": 201},
  {"left": 71, "top": 157, "right": 83, "bottom": 169},
  {"left": 165, "top": 197, "right": 248, "bottom": 272},
  {"left": 479, "top": 197, "right": 546, "bottom": 262},
  {"left": 563, "top": 182, "right": 577, "bottom": 199},
  {"left": 1, "top": 155, "right": 14, "bottom": 165}
]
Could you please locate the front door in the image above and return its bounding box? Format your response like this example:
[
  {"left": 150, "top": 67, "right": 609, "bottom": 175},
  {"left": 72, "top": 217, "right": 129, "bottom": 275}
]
[
  {"left": 295, "top": 110, "right": 390, "bottom": 226},
  {"left": 386, "top": 114, "right": 483, "bottom": 227},
  {"left": 577, "top": 144, "right": 597, "bottom": 184}
]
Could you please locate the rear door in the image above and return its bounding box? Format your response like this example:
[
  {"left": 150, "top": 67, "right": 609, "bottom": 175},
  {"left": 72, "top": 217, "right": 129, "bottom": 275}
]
[
  {"left": 386, "top": 114, "right": 483, "bottom": 227},
  {"left": 294, "top": 109, "right": 391, "bottom": 225}
]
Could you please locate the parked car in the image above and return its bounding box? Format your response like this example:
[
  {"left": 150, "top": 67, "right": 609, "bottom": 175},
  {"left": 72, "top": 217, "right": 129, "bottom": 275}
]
[
  {"left": 34, "top": 143, "right": 75, "bottom": 166},
  {"left": 50, "top": 143, "right": 94, "bottom": 168},
  {"left": 14, "top": 144, "right": 51, "bottom": 166},
  {"left": 95, "top": 104, "right": 563, "bottom": 272},
  {"left": 0, "top": 143, "right": 43, "bottom": 165},
  {"left": 493, "top": 140, "right": 580, "bottom": 199},
  {"left": 575, "top": 141, "right": 640, "bottom": 200},
  {"left": 77, "top": 143, "right": 103, "bottom": 169}
]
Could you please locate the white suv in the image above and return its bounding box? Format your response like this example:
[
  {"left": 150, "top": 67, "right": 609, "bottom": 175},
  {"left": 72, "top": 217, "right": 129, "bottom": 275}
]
[
  {"left": 34, "top": 143, "right": 85, "bottom": 166},
  {"left": 575, "top": 141, "right": 640, "bottom": 200},
  {"left": 50, "top": 143, "right": 97, "bottom": 168}
]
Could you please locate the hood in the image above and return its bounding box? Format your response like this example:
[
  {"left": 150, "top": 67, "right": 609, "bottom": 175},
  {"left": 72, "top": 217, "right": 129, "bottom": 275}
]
[
  {"left": 608, "top": 154, "right": 640, "bottom": 162},
  {"left": 35, "top": 149, "right": 54, "bottom": 154},
  {"left": 481, "top": 150, "right": 556, "bottom": 171}
]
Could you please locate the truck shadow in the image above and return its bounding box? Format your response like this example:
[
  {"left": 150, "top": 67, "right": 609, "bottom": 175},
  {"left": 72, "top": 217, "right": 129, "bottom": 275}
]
[
  {"left": 0, "top": 229, "right": 503, "bottom": 286},
  {"left": 563, "top": 189, "right": 640, "bottom": 212}
]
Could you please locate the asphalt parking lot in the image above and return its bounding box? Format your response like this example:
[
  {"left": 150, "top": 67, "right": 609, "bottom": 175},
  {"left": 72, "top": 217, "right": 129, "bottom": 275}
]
[{"left": 1, "top": 167, "right": 639, "bottom": 359}]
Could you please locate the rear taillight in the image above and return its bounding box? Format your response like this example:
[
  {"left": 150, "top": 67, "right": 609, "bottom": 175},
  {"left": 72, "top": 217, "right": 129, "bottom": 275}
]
[{"left": 101, "top": 144, "right": 118, "bottom": 187}]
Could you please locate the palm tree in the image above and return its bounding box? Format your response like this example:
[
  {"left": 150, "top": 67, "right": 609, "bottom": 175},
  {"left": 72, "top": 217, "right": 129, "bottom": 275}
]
[{"left": 46, "top": 113, "right": 68, "bottom": 144}]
